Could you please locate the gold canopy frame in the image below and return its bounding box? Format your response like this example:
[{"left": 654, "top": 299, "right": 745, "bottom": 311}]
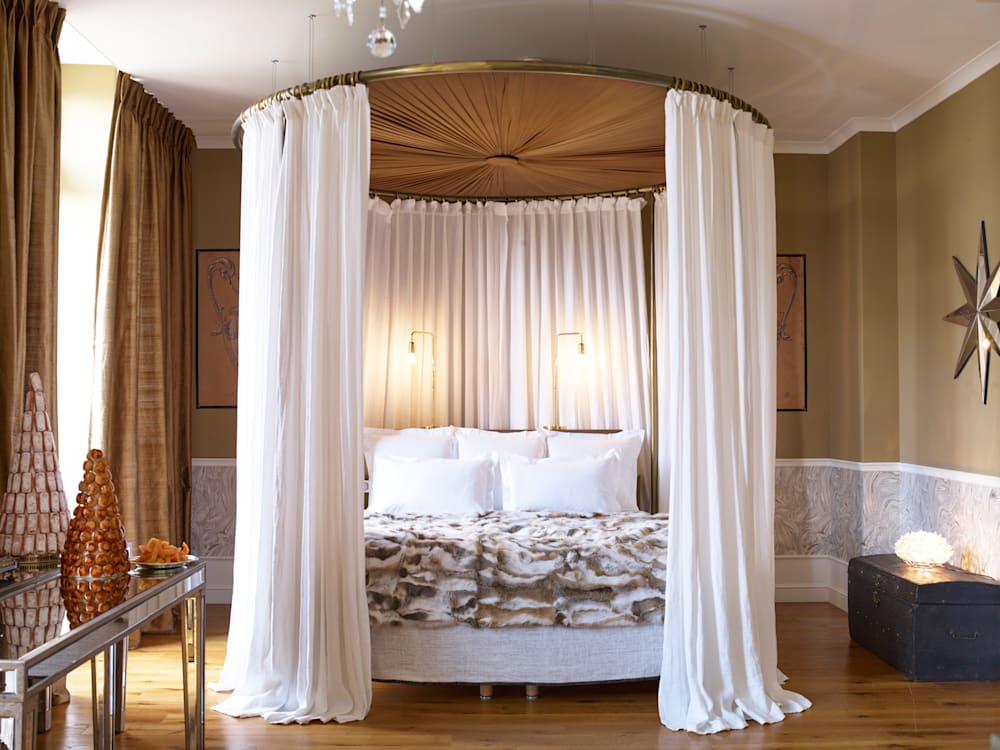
[{"left": 231, "top": 60, "right": 769, "bottom": 202}]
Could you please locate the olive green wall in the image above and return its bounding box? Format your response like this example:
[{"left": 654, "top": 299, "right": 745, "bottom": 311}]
[
  {"left": 774, "top": 154, "right": 831, "bottom": 458},
  {"left": 189, "top": 156, "right": 833, "bottom": 461},
  {"left": 191, "top": 149, "right": 241, "bottom": 458},
  {"left": 896, "top": 65, "right": 1000, "bottom": 474},
  {"left": 189, "top": 64, "right": 1000, "bottom": 476},
  {"left": 774, "top": 134, "right": 900, "bottom": 463}
]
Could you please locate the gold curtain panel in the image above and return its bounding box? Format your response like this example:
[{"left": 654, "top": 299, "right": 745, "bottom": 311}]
[{"left": 368, "top": 71, "right": 666, "bottom": 198}]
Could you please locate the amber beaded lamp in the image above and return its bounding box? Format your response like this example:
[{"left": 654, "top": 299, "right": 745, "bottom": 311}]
[
  {"left": 61, "top": 449, "right": 130, "bottom": 579},
  {"left": 61, "top": 575, "right": 129, "bottom": 628}
]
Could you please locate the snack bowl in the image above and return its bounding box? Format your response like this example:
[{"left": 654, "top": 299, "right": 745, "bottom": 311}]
[{"left": 129, "top": 554, "right": 198, "bottom": 573}]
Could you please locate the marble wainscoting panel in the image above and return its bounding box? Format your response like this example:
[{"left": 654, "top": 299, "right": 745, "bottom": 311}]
[
  {"left": 779, "top": 459, "right": 1000, "bottom": 581},
  {"left": 774, "top": 465, "right": 808, "bottom": 555},
  {"left": 191, "top": 459, "right": 237, "bottom": 557},
  {"left": 191, "top": 457, "right": 998, "bottom": 581},
  {"left": 861, "top": 467, "right": 900, "bottom": 555},
  {"left": 774, "top": 462, "right": 863, "bottom": 560},
  {"left": 894, "top": 467, "right": 1000, "bottom": 580}
]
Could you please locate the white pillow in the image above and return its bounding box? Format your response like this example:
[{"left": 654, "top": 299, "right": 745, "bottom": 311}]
[
  {"left": 363, "top": 426, "right": 456, "bottom": 479},
  {"left": 544, "top": 429, "right": 643, "bottom": 511},
  {"left": 500, "top": 452, "right": 619, "bottom": 513},
  {"left": 455, "top": 428, "right": 547, "bottom": 509},
  {"left": 368, "top": 455, "right": 492, "bottom": 515}
]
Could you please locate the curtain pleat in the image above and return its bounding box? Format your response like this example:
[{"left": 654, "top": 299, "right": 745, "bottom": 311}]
[
  {"left": 0, "top": 0, "right": 63, "bottom": 486},
  {"left": 656, "top": 90, "right": 810, "bottom": 733},
  {"left": 91, "top": 74, "right": 194, "bottom": 620},
  {"left": 364, "top": 198, "right": 465, "bottom": 428},
  {"left": 363, "top": 196, "right": 653, "bottom": 507},
  {"left": 369, "top": 72, "right": 665, "bottom": 197},
  {"left": 215, "top": 86, "right": 372, "bottom": 724}
]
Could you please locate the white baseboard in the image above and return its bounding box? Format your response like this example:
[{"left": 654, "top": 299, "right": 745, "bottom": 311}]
[
  {"left": 203, "top": 553, "right": 848, "bottom": 612},
  {"left": 203, "top": 556, "right": 234, "bottom": 605},
  {"left": 775, "top": 555, "right": 848, "bottom": 611}
]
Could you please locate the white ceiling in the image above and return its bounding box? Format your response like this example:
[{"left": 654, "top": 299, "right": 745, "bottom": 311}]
[{"left": 57, "top": 0, "right": 1000, "bottom": 153}]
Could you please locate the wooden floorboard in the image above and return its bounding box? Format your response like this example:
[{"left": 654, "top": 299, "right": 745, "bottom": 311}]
[{"left": 36, "top": 603, "right": 1000, "bottom": 749}]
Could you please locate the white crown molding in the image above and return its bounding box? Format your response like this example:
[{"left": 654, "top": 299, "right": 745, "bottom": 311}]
[
  {"left": 196, "top": 135, "right": 237, "bottom": 149},
  {"left": 820, "top": 116, "right": 896, "bottom": 153},
  {"left": 185, "top": 116, "right": 237, "bottom": 149},
  {"left": 776, "top": 45, "right": 1000, "bottom": 155},
  {"left": 772, "top": 140, "right": 830, "bottom": 155},
  {"left": 891, "top": 38, "right": 1000, "bottom": 133}
]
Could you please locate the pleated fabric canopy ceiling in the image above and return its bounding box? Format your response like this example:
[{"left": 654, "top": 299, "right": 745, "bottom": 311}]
[{"left": 232, "top": 60, "right": 768, "bottom": 200}]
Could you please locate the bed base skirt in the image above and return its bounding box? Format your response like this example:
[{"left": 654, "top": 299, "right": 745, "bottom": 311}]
[{"left": 370, "top": 622, "right": 663, "bottom": 685}]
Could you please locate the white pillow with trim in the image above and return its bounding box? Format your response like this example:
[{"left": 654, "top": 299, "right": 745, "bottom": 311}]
[
  {"left": 455, "top": 428, "right": 547, "bottom": 509},
  {"left": 544, "top": 429, "right": 643, "bottom": 511},
  {"left": 368, "top": 455, "right": 492, "bottom": 515},
  {"left": 363, "top": 426, "right": 456, "bottom": 481},
  {"left": 500, "top": 451, "right": 619, "bottom": 513}
]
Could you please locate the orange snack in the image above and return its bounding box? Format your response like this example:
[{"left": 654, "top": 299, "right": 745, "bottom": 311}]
[{"left": 136, "top": 537, "right": 189, "bottom": 563}]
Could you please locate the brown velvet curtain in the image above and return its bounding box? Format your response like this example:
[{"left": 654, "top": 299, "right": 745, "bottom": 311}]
[
  {"left": 92, "top": 73, "right": 194, "bottom": 594},
  {"left": 0, "top": 0, "right": 63, "bottom": 486}
]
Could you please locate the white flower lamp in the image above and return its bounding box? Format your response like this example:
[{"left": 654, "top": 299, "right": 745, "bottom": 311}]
[{"left": 894, "top": 530, "right": 953, "bottom": 568}]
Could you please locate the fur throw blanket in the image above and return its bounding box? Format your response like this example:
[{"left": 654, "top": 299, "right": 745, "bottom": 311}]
[{"left": 365, "top": 511, "right": 668, "bottom": 628}]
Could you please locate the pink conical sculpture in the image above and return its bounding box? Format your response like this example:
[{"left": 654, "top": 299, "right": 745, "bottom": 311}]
[
  {"left": 0, "top": 574, "right": 64, "bottom": 655},
  {"left": 0, "top": 373, "right": 71, "bottom": 562}
]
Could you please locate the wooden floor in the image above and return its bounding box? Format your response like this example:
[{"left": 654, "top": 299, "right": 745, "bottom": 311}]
[{"left": 37, "top": 603, "right": 999, "bottom": 750}]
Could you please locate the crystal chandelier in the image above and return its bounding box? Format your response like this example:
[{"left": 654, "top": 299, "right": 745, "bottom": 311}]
[{"left": 332, "top": 0, "right": 424, "bottom": 59}]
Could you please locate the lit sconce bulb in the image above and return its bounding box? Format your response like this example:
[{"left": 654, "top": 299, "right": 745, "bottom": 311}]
[
  {"left": 407, "top": 340, "right": 416, "bottom": 365},
  {"left": 981, "top": 337, "right": 991, "bottom": 351},
  {"left": 577, "top": 341, "right": 587, "bottom": 360}
]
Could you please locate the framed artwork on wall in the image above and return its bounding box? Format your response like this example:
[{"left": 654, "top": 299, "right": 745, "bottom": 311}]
[
  {"left": 777, "top": 254, "right": 807, "bottom": 411},
  {"left": 196, "top": 249, "right": 240, "bottom": 408}
]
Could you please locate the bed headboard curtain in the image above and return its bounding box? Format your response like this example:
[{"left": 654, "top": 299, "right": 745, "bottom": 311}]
[{"left": 363, "top": 195, "right": 653, "bottom": 507}]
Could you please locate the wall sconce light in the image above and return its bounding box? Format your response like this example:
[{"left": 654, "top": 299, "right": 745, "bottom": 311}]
[
  {"left": 407, "top": 330, "right": 435, "bottom": 427},
  {"left": 548, "top": 331, "right": 586, "bottom": 431}
]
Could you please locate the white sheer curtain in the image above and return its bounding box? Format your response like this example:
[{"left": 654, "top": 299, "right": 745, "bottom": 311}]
[
  {"left": 464, "top": 197, "right": 653, "bottom": 507},
  {"left": 364, "top": 198, "right": 465, "bottom": 428},
  {"left": 464, "top": 197, "right": 652, "bottom": 435},
  {"left": 656, "top": 90, "right": 810, "bottom": 733},
  {"left": 214, "top": 86, "right": 372, "bottom": 723},
  {"left": 363, "top": 196, "right": 652, "bottom": 503}
]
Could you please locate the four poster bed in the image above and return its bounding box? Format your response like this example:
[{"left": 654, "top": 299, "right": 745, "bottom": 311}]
[{"left": 217, "top": 59, "right": 810, "bottom": 734}]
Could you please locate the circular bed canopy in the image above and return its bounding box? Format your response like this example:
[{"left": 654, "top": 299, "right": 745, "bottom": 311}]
[{"left": 232, "top": 60, "right": 769, "bottom": 201}]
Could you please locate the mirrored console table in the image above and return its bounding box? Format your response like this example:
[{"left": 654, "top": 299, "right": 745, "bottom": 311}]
[{"left": 0, "top": 560, "right": 206, "bottom": 750}]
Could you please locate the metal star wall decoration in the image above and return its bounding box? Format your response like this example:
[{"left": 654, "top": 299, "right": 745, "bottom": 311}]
[{"left": 943, "top": 221, "right": 1000, "bottom": 404}]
